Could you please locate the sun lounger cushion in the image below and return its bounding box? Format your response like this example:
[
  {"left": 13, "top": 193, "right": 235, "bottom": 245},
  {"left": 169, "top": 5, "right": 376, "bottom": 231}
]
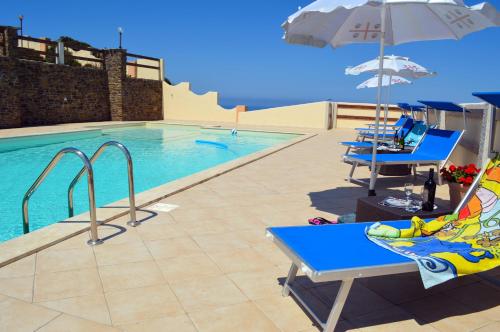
[{"left": 367, "top": 157, "right": 500, "bottom": 288}]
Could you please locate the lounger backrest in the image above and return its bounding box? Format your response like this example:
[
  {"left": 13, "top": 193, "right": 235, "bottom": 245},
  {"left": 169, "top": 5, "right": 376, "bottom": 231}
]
[
  {"left": 397, "top": 117, "right": 414, "bottom": 139},
  {"left": 404, "top": 121, "right": 427, "bottom": 147},
  {"left": 414, "top": 129, "right": 463, "bottom": 160},
  {"left": 394, "top": 115, "right": 409, "bottom": 127}
]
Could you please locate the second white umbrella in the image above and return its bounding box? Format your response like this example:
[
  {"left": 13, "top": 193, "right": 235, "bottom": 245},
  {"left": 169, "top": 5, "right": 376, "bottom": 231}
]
[{"left": 356, "top": 75, "right": 411, "bottom": 89}]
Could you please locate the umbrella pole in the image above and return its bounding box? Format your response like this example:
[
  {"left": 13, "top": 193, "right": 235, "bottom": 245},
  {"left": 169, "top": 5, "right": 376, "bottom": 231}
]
[
  {"left": 368, "top": 1, "right": 387, "bottom": 196},
  {"left": 382, "top": 74, "right": 391, "bottom": 141}
]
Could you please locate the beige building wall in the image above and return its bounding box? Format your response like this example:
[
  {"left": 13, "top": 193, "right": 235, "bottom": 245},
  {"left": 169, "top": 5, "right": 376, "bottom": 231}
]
[
  {"left": 163, "top": 81, "right": 237, "bottom": 124},
  {"left": 238, "top": 102, "right": 330, "bottom": 129}
]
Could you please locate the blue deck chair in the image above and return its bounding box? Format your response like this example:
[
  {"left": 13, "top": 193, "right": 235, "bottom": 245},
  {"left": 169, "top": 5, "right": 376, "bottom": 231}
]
[
  {"left": 266, "top": 161, "right": 491, "bottom": 331},
  {"left": 344, "top": 128, "right": 464, "bottom": 187},
  {"left": 355, "top": 114, "right": 409, "bottom": 141},
  {"left": 359, "top": 114, "right": 409, "bottom": 131},
  {"left": 341, "top": 118, "right": 416, "bottom": 154}
]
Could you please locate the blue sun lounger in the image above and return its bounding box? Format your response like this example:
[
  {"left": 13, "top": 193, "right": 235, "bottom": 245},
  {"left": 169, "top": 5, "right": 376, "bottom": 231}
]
[
  {"left": 342, "top": 118, "right": 416, "bottom": 154},
  {"left": 344, "top": 128, "right": 464, "bottom": 187},
  {"left": 342, "top": 120, "right": 428, "bottom": 155},
  {"left": 267, "top": 158, "right": 492, "bottom": 331},
  {"left": 267, "top": 220, "right": 417, "bottom": 331}
]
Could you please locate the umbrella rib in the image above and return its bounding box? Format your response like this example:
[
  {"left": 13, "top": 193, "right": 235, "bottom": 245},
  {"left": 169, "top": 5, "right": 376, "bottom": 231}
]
[
  {"left": 328, "top": 6, "right": 358, "bottom": 48},
  {"left": 424, "top": 3, "right": 461, "bottom": 41}
]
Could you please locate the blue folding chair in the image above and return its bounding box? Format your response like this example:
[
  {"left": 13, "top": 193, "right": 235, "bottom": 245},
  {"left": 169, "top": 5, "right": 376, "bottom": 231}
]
[
  {"left": 342, "top": 118, "right": 416, "bottom": 154},
  {"left": 267, "top": 161, "right": 489, "bottom": 331},
  {"left": 344, "top": 128, "right": 464, "bottom": 187},
  {"left": 267, "top": 220, "right": 416, "bottom": 331}
]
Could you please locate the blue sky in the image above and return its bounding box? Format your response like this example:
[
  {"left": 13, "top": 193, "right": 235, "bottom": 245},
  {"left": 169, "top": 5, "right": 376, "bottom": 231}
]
[{"left": 2, "top": 1, "right": 500, "bottom": 108}]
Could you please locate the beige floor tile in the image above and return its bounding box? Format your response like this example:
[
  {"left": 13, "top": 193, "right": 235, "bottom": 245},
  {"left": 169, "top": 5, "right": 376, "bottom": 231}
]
[
  {"left": 36, "top": 247, "right": 96, "bottom": 274},
  {"left": 34, "top": 268, "right": 103, "bottom": 302},
  {"left": 192, "top": 232, "right": 251, "bottom": 253},
  {"left": 135, "top": 222, "right": 186, "bottom": 241},
  {"left": 37, "top": 313, "right": 119, "bottom": 332},
  {"left": 352, "top": 306, "right": 436, "bottom": 331},
  {"left": 97, "top": 226, "right": 144, "bottom": 245},
  {"left": 0, "top": 298, "right": 60, "bottom": 331},
  {"left": 254, "top": 295, "right": 320, "bottom": 332},
  {"left": 253, "top": 242, "right": 290, "bottom": 266},
  {"left": 359, "top": 273, "right": 428, "bottom": 305},
  {"left": 44, "top": 233, "right": 91, "bottom": 251},
  {"left": 0, "top": 254, "right": 35, "bottom": 278},
  {"left": 311, "top": 282, "right": 395, "bottom": 319},
  {"left": 169, "top": 207, "right": 217, "bottom": 222},
  {"left": 145, "top": 237, "right": 202, "bottom": 260},
  {"left": 474, "top": 321, "right": 500, "bottom": 332},
  {"left": 401, "top": 295, "right": 493, "bottom": 332},
  {"left": 105, "top": 284, "right": 183, "bottom": 325},
  {"left": 93, "top": 241, "right": 153, "bottom": 266},
  {"left": 118, "top": 314, "right": 197, "bottom": 332},
  {"left": 442, "top": 281, "right": 500, "bottom": 321},
  {"left": 208, "top": 247, "right": 274, "bottom": 273},
  {"left": 39, "top": 294, "right": 111, "bottom": 325},
  {"left": 170, "top": 275, "right": 247, "bottom": 312},
  {"left": 176, "top": 218, "right": 230, "bottom": 236},
  {"left": 99, "top": 260, "right": 165, "bottom": 292},
  {"left": 156, "top": 253, "right": 223, "bottom": 282},
  {"left": 189, "top": 302, "right": 279, "bottom": 332},
  {"left": 0, "top": 275, "right": 34, "bottom": 302},
  {"left": 227, "top": 268, "right": 285, "bottom": 300}
]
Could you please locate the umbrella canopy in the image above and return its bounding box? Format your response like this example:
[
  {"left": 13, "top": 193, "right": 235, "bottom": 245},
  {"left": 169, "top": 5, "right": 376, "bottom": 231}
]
[
  {"left": 283, "top": 0, "right": 500, "bottom": 196},
  {"left": 284, "top": 0, "right": 500, "bottom": 48},
  {"left": 346, "top": 55, "right": 435, "bottom": 78},
  {"left": 356, "top": 75, "right": 411, "bottom": 89}
]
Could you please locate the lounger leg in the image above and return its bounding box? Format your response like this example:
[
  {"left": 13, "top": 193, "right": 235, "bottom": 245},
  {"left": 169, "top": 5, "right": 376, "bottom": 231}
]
[
  {"left": 437, "top": 164, "right": 442, "bottom": 185},
  {"left": 323, "top": 278, "right": 354, "bottom": 332},
  {"left": 282, "top": 263, "right": 298, "bottom": 297},
  {"left": 346, "top": 162, "right": 357, "bottom": 182}
]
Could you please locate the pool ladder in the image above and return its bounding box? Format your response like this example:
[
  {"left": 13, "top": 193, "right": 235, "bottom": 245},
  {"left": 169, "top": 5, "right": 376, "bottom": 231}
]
[{"left": 22, "top": 141, "right": 138, "bottom": 246}]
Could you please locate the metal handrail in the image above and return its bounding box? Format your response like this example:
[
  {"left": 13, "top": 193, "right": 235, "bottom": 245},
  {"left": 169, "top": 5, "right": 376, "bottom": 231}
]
[
  {"left": 22, "top": 147, "right": 102, "bottom": 246},
  {"left": 67, "top": 141, "right": 138, "bottom": 227}
]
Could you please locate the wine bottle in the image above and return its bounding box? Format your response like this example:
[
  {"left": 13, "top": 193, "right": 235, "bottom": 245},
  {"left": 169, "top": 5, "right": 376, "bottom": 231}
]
[{"left": 422, "top": 168, "right": 436, "bottom": 211}]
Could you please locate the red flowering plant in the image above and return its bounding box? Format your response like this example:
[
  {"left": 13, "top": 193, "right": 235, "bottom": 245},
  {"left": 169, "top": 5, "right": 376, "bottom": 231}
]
[{"left": 440, "top": 164, "right": 481, "bottom": 186}]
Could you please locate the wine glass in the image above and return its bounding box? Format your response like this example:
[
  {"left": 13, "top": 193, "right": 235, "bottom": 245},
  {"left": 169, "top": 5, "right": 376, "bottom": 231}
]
[{"left": 404, "top": 183, "right": 414, "bottom": 208}]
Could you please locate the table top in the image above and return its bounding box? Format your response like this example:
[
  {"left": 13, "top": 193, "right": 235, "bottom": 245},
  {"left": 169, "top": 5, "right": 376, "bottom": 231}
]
[{"left": 356, "top": 195, "right": 453, "bottom": 222}]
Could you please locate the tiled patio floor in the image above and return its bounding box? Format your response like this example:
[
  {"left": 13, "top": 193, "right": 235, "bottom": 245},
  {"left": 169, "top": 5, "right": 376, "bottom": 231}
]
[{"left": 0, "top": 129, "right": 498, "bottom": 331}]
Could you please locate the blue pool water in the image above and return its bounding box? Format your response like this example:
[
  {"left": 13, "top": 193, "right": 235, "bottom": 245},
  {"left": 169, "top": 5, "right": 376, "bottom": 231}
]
[{"left": 0, "top": 124, "right": 297, "bottom": 242}]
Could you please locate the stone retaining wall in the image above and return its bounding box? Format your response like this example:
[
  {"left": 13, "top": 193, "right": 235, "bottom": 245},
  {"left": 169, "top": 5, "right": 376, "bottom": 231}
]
[
  {"left": 124, "top": 78, "right": 163, "bottom": 121},
  {"left": 0, "top": 56, "right": 110, "bottom": 128},
  {"left": 0, "top": 26, "right": 163, "bottom": 129}
]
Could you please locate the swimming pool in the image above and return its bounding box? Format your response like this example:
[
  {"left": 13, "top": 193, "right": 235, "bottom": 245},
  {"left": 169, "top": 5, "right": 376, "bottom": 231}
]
[{"left": 0, "top": 124, "right": 298, "bottom": 242}]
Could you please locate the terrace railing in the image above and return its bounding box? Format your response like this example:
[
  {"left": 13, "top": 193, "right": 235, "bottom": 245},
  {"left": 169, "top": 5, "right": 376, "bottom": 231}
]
[
  {"left": 126, "top": 52, "right": 162, "bottom": 80},
  {"left": 17, "top": 35, "right": 59, "bottom": 63}
]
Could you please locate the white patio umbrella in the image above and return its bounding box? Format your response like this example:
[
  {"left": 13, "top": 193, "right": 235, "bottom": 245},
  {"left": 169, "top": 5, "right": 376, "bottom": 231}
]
[
  {"left": 356, "top": 74, "right": 411, "bottom": 89},
  {"left": 346, "top": 55, "right": 435, "bottom": 78},
  {"left": 348, "top": 55, "right": 434, "bottom": 138},
  {"left": 283, "top": 0, "right": 500, "bottom": 196},
  {"left": 357, "top": 74, "right": 412, "bottom": 140}
]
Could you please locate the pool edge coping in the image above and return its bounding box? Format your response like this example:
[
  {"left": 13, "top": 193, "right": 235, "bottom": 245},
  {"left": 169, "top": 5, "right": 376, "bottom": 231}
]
[{"left": 0, "top": 130, "right": 317, "bottom": 268}]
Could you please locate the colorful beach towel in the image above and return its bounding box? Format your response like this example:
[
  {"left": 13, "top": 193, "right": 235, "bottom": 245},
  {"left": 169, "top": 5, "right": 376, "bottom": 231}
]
[{"left": 366, "top": 157, "right": 500, "bottom": 288}]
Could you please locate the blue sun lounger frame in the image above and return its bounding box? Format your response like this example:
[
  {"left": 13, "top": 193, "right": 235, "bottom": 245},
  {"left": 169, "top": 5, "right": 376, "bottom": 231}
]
[
  {"left": 267, "top": 221, "right": 417, "bottom": 331},
  {"left": 266, "top": 169, "right": 484, "bottom": 332},
  {"left": 344, "top": 128, "right": 464, "bottom": 187}
]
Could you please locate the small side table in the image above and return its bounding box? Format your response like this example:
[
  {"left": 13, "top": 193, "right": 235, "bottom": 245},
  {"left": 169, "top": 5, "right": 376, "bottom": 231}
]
[{"left": 356, "top": 196, "right": 453, "bottom": 222}]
